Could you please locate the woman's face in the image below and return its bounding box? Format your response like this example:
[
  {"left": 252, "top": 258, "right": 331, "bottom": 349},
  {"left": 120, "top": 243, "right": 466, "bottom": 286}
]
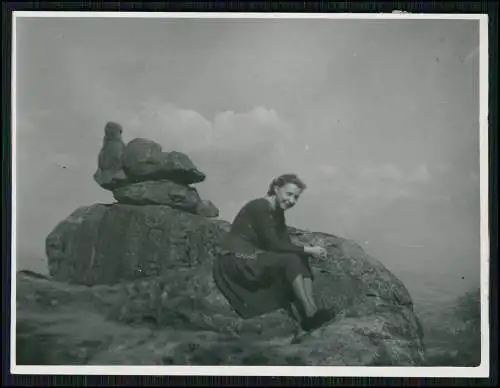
[{"left": 274, "top": 183, "right": 302, "bottom": 211}]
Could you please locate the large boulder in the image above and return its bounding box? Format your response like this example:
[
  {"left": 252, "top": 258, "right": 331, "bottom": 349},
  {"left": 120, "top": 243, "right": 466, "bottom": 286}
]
[
  {"left": 93, "top": 169, "right": 128, "bottom": 190},
  {"left": 112, "top": 180, "right": 202, "bottom": 213},
  {"left": 46, "top": 204, "right": 222, "bottom": 285},
  {"left": 45, "top": 204, "right": 110, "bottom": 285},
  {"left": 122, "top": 138, "right": 206, "bottom": 184},
  {"left": 30, "top": 203, "right": 426, "bottom": 365}
]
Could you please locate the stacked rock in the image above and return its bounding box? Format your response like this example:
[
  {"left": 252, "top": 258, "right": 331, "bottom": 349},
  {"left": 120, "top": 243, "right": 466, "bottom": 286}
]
[{"left": 93, "top": 122, "right": 219, "bottom": 218}]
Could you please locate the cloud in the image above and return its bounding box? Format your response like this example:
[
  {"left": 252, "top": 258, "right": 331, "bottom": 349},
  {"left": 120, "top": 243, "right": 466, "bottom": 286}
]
[
  {"left": 360, "top": 164, "right": 430, "bottom": 185},
  {"left": 110, "top": 100, "right": 290, "bottom": 158},
  {"left": 409, "top": 165, "right": 431, "bottom": 183},
  {"left": 361, "top": 164, "right": 404, "bottom": 182},
  {"left": 212, "top": 106, "right": 290, "bottom": 152},
  {"left": 316, "top": 163, "right": 341, "bottom": 177},
  {"left": 120, "top": 101, "right": 213, "bottom": 152},
  {"left": 311, "top": 164, "right": 434, "bottom": 223}
]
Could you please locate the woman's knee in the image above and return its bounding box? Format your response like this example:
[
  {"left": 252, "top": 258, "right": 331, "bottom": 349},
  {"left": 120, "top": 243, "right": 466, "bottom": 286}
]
[{"left": 276, "top": 254, "right": 307, "bottom": 280}]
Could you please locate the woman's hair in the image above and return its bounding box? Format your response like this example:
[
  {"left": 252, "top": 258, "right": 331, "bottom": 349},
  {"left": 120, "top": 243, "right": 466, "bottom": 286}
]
[{"left": 267, "top": 173, "right": 307, "bottom": 196}]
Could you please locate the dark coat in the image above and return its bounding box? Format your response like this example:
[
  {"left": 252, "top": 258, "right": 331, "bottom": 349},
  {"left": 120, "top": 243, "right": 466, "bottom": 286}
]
[{"left": 213, "top": 197, "right": 313, "bottom": 318}]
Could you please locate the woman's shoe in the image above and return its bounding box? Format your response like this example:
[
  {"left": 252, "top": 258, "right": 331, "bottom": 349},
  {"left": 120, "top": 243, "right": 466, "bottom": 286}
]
[
  {"left": 315, "top": 308, "right": 336, "bottom": 323},
  {"left": 301, "top": 314, "right": 323, "bottom": 332},
  {"left": 301, "top": 309, "right": 335, "bottom": 332}
]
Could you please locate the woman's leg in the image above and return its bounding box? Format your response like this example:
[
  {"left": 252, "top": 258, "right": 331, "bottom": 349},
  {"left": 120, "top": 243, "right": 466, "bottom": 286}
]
[
  {"left": 287, "top": 301, "right": 303, "bottom": 322},
  {"left": 303, "top": 276, "right": 317, "bottom": 311},
  {"left": 286, "top": 302, "right": 306, "bottom": 334},
  {"left": 280, "top": 257, "right": 334, "bottom": 331},
  {"left": 291, "top": 274, "right": 317, "bottom": 318},
  {"left": 259, "top": 252, "right": 318, "bottom": 320}
]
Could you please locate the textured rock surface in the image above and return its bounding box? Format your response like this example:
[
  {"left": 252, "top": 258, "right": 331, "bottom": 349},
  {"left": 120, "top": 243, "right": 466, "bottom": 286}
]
[
  {"left": 33, "top": 203, "right": 426, "bottom": 365},
  {"left": 196, "top": 200, "right": 220, "bottom": 218},
  {"left": 47, "top": 204, "right": 222, "bottom": 285},
  {"left": 122, "top": 138, "right": 205, "bottom": 184},
  {"left": 45, "top": 204, "right": 110, "bottom": 285},
  {"left": 112, "top": 180, "right": 202, "bottom": 212},
  {"left": 93, "top": 168, "right": 128, "bottom": 190}
]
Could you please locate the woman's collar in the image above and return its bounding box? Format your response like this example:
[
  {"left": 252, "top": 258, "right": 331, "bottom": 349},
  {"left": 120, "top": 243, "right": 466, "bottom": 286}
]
[
  {"left": 264, "top": 196, "right": 284, "bottom": 214},
  {"left": 264, "top": 195, "right": 276, "bottom": 210}
]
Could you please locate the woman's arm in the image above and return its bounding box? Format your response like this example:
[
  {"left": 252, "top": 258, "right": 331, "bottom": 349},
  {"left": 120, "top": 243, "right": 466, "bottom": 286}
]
[
  {"left": 250, "top": 201, "right": 306, "bottom": 254},
  {"left": 274, "top": 209, "right": 326, "bottom": 258}
]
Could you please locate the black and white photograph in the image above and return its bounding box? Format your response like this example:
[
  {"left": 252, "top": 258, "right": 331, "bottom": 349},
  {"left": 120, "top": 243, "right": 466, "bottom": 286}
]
[{"left": 11, "top": 12, "right": 489, "bottom": 377}]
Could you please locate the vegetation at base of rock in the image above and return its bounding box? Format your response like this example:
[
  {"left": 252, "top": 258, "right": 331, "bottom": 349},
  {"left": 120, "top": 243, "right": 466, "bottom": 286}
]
[{"left": 422, "top": 288, "right": 481, "bottom": 366}]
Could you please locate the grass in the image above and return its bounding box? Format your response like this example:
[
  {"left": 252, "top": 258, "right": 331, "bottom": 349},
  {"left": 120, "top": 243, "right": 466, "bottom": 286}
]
[{"left": 421, "top": 288, "right": 481, "bottom": 367}]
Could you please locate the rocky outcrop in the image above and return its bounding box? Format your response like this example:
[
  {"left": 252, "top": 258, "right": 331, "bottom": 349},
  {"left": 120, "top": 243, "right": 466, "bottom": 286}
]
[
  {"left": 16, "top": 125, "right": 426, "bottom": 366},
  {"left": 122, "top": 139, "right": 205, "bottom": 184},
  {"left": 16, "top": 266, "right": 425, "bottom": 366},
  {"left": 46, "top": 204, "right": 223, "bottom": 285},
  {"left": 31, "top": 200, "right": 426, "bottom": 366},
  {"left": 112, "top": 180, "right": 202, "bottom": 212},
  {"left": 92, "top": 123, "right": 218, "bottom": 218},
  {"left": 196, "top": 200, "right": 219, "bottom": 218}
]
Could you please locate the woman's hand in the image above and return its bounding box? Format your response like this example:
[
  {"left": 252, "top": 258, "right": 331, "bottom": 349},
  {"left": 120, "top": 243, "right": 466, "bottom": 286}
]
[{"left": 304, "top": 245, "right": 328, "bottom": 259}]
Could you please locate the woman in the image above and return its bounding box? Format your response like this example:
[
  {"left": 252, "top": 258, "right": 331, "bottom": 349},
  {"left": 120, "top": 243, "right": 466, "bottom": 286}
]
[{"left": 213, "top": 173, "right": 333, "bottom": 332}]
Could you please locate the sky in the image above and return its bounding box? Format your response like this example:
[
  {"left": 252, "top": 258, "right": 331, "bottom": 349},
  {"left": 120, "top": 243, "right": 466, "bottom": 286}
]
[{"left": 14, "top": 15, "right": 482, "bottom": 311}]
